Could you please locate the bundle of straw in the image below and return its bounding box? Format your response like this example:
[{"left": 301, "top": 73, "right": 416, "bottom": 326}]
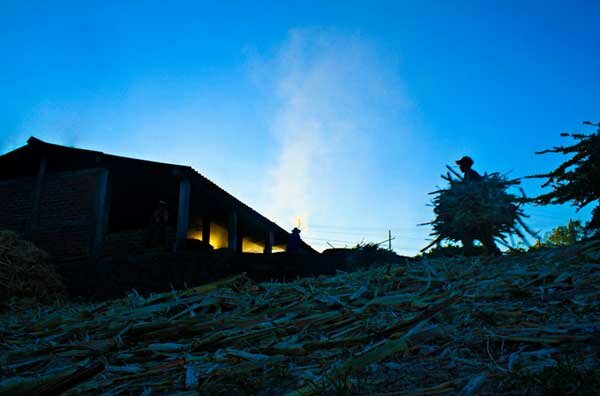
[
  {"left": 422, "top": 168, "right": 535, "bottom": 251},
  {"left": 0, "top": 230, "right": 65, "bottom": 306}
]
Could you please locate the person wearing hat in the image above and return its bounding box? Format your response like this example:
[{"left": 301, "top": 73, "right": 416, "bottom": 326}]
[
  {"left": 455, "top": 156, "right": 501, "bottom": 256},
  {"left": 456, "top": 156, "right": 482, "bottom": 182},
  {"left": 145, "top": 200, "right": 170, "bottom": 248},
  {"left": 286, "top": 227, "right": 302, "bottom": 253}
]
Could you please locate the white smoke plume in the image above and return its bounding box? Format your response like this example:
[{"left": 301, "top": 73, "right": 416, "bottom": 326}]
[{"left": 261, "top": 29, "right": 404, "bottom": 232}]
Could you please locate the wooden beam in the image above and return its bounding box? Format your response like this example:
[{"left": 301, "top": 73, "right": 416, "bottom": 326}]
[
  {"left": 202, "top": 216, "right": 211, "bottom": 245},
  {"left": 228, "top": 210, "right": 238, "bottom": 251},
  {"left": 236, "top": 224, "right": 243, "bottom": 253},
  {"left": 29, "top": 156, "right": 46, "bottom": 236},
  {"left": 175, "top": 178, "right": 191, "bottom": 252},
  {"left": 264, "top": 230, "right": 274, "bottom": 254},
  {"left": 91, "top": 168, "right": 110, "bottom": 255}
]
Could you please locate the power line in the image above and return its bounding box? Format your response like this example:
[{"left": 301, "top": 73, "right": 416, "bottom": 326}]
[
  {"left": 304, "top": 236, "right": 421, "bottom": 249},
  {"left": 306, "top": 233, "right": 427, "bottom": 241},
  {"left": 303, "top": 237, "right": 353, "bottom": 243},
  {"left": 305, "top": 230, "right": 427, "bottom": 240},
  {"left": 308, "top": 224, "right": 420, "bottom": 231}
]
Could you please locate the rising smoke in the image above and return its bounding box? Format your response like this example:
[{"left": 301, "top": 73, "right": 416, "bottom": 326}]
[{"left": 261, "top": 29, "right": 404, "bottom": 233}]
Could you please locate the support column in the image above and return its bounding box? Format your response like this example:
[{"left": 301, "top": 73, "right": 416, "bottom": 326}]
[
  {"left": 264, "top": 230, "right": 274, "bottom": 254},
  {"left": 175, "top": 179, "right": 191, "bottom": 252},
  {"left": 228, "top": 210, "right": 238, "bottom": 251},
  {"left": 91, "top": 168, "right": 110, "bottom": 255},
  {"left": 29, "top": 157, "right": 47, "bottom": 236},
  {"left": 236, "top": 225, "right": 244, "bottom": 253},
  {"left": 201, "top": 216, "right": 211, "bottom": 245}
]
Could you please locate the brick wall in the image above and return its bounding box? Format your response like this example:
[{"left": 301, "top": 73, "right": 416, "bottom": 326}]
[
  {"left": 0, "top": 168, "right": 101, "bottom": 262},
  {"left": 0, "top": 177, "right": 34, "bottom": 234},
  {"left": 34, "top": 169, "right": 100, "bottom": 261}
]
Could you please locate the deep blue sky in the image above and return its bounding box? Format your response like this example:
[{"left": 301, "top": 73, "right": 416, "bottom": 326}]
[{"left": 1, "top": 1, "right": 599, "bottom": 254}]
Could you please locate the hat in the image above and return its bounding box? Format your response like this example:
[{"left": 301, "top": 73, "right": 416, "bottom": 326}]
[
  {"left": 291, "top": 227, "right": 301, "bottom": 233},
  {"left": 159, "top": 200, "right": 168, "bottom": 207},
  {"left": 456, "top": 156, "right": 474, "bottom": 167}
]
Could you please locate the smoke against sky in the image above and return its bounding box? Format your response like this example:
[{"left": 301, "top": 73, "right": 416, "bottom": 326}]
[{"left": 257, "top": 29, "right": 407, "bottom": 238}]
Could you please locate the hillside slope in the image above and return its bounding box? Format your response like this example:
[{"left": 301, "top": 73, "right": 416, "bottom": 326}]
[{"left": 1, "top": 241, "right": 599, "bottom": 395}]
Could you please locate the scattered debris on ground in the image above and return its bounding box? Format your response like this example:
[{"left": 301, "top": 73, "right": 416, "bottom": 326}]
[
  {"left": 0, "top": 230, "right": 65, "bottom": 310},
  {"left": 1, "top": 240, "right": 599, "bottom": 395}
]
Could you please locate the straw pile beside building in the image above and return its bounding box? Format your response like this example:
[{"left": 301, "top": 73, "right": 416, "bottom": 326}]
[
  {"left": 1, "top": 240, "right": 599, "bottom": 395},
  {"left": 0, "top": 230, "right": 65, "bottom": 310}
]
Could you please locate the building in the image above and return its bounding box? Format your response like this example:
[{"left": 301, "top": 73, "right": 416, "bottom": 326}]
[{"left": 0, "top": 137, "right": 312, "bottom": 262}]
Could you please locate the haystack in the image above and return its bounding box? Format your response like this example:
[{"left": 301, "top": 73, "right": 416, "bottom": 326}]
[
  {"left": 422, "top": 168, "right": 535, "bottom": 251},
  {"left": 0, "top": 230, "right": 65, "bottom": 306}
]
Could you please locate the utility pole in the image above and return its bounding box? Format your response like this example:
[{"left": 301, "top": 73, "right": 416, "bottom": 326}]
[{"left": 386, "top": 229, "right": 393, "bottom": 275}]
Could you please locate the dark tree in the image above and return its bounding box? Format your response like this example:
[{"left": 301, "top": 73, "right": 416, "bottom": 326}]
[{"left": 527, "top": 121, "right": 600, "bottom": 233}]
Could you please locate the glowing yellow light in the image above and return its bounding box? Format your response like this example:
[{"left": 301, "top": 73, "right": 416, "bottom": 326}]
[
  {"left": 272, "top": 245, "right": 286, "bottom": 253},
  {"left": 209, "top": 223, "right": 229, "bottom": 249},
  {"left": 187, "top": 230, "right": 203, "bottom": 240},
  {"left": 294, "top": 216, "right": 305, "bottom": 230},
  {"left": 188, "top": 222, "right": 286, "bottom": 253},
  {"left": 242, "top": 238, "right": 265, "bottom": 253},
  {"left": 186, "top": 222, "right": 228, "bottom": 249}
]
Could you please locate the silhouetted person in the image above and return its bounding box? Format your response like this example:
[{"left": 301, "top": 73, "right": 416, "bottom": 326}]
[
  {"left": 146, "top": 200, "right": 169, "bottom": 248},
  {"left": 455, "top": 156, "right": 502, "bottom": 256},
  {"left": 286, "top": 227, "right": 302, "bottom": 253},
  {"left": 456, "top": 156, "right": 482, "bottom": 181}
]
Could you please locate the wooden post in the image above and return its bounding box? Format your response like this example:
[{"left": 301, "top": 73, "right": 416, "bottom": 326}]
[
  {"left": 264, "top": 230, "right": 274, "bottom": 254},
  {"left": 29, "top": 157, "right": 47, "bottom": 236},
  {"left": 175, "top": 178, "right": 191, "bottom": 252},
  {"left": 236, "top": 225, "right": 243, "bottom": 253},
  {"left": 91, "top": 168, "right": 110, "bottom": 255},
  {"left": 228, "top": 210, "right": 238, "bottom": 251},
  {"left": 202, "top": 216, "right": 211, "bottom": 245},
  {"left": 386, "top": 229, "right": 392, "bottom": 275}
]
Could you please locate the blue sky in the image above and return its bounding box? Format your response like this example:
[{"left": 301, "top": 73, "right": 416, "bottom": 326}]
[{"left": 1, "top": 1, "right": 599, "bottom": 254}]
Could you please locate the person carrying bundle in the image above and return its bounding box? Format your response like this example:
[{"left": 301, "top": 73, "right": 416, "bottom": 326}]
[
  {"left": 455, "top": 156, "right": 500, "bottom": 256},
  {"left": 421, "top": 156, "right": 534, "bottom": 257}
]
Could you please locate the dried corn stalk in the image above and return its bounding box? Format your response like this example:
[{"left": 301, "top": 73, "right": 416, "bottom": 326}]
[
  {"left": 1, "top": 241, "right": 599, "bottom": 395},
  {"left": 422, "top": 168, "right": 536, "bottom": 251},
  {"left": 0, "top": 230, "right": 65, "bottom": 308}
]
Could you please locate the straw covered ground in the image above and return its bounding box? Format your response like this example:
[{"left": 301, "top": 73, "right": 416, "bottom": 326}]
[{"left": 1, "top": 241, "right": 599, "bottom": 395}]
